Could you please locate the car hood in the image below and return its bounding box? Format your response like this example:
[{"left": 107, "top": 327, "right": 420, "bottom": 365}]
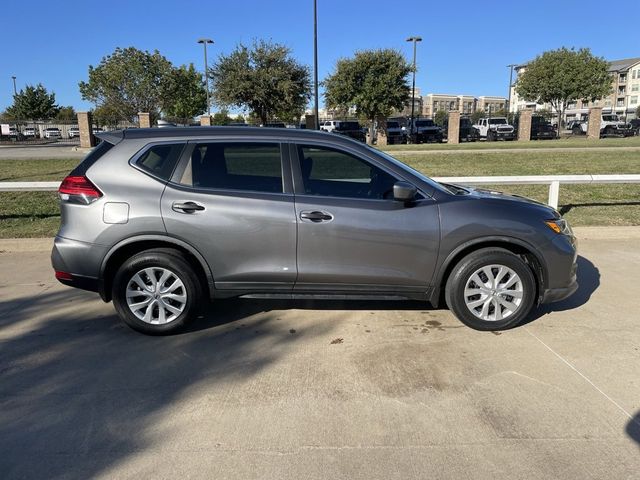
[{"left": 445, "top": 184, "right": 559, "bottom": 217}]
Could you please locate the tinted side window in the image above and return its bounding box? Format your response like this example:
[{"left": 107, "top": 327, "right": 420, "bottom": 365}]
[
  {"left": 180, "top": 142, "right": 283, "bottom": 193},
  {"left": 136, "top": 143, "right": 185, "bottom": 180},
  {"left": 70, "top": 140, "right": 113, "bottom": 176},
  {"left": 297, "top": 145, "right": 397, "bottom": 199}
]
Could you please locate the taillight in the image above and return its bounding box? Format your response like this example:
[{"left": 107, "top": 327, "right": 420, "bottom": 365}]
[{"left": 59, "top": 175, "right": 103, "bottom": 204}]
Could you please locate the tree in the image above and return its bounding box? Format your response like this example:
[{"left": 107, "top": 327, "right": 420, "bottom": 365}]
[
  {"left": 210, "top": 40, "right": 311, "bottom": 124},
  {"left": 79, "top": 47, "right": 174, "bottom": 121},
  {"left": 161, "top": 64, "right": 207, "bottom": 123},
  {"left": 56, "top": 106, "right": 76, "bottom": 121},
  {"left": 5, "top": 84, "right": 59, "bottom": 120},
  {"left": 470, "top": 110, "right": 486, "bottom": 124},
  {"left": 434, "top": 110, "right": 448, "bottom": 126},
  {"left": 515, "top": 47, "right": 612, "bottom": 137},
  {"left": 92, "top": 104, "right": 121, "bottom": 127},
  {"left": 324, "top": 49, "right": 411, "bottom": 144},
  {"left": 212, "top": 109, "right": 232, "bottom": 125}
]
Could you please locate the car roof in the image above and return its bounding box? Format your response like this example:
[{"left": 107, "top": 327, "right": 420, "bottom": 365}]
[{"left": 96, "top": 126, "right": 364, "bottom": 147}]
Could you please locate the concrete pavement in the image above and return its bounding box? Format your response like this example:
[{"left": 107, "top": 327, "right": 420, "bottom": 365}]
[{"left": 0, "top": 230, "right": 639, "bottom": 479}]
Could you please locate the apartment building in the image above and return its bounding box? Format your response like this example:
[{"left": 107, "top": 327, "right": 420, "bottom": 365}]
[
  {"left": 509, "top": 56, "right": 640, "bottom": 120},
  {"left": 421, "top": 94, "right": 506, "bottom": 117}
]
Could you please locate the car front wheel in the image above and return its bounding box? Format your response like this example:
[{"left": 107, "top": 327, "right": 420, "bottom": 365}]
[
  {"left": 445, "top": 249, "right": 536, "bottom": 331},
  {"left": 112, "top": 249, "right": 202, "bottom": 335}
]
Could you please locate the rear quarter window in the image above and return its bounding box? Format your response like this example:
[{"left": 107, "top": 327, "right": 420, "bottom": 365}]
[{"left": 135, "top": 143, "right": 186, "bottom": 180}]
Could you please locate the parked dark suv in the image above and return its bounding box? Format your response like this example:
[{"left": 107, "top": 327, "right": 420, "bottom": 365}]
[
  {"left": 332, "top": 121, "right": 366, "bottom": 142},
  {"left": 52, "top": 127, "right": 577, "bottom": 335},
  {"left": 530, "top": 116, "right": 557, "bottom": 140}
]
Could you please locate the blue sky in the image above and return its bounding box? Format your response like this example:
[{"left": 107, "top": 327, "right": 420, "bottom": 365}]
[{"left": 1, "top": 0, "right": 639, "bottom": 112}]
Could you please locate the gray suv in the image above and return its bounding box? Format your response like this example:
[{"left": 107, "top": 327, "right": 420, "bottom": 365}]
[{"left": 52, "top": 127, "right": 577, "bottom": 335}]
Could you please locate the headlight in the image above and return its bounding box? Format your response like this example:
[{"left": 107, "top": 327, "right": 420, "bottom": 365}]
[{"left": 544, "top": 218, "right": 573, "bottom": 236}]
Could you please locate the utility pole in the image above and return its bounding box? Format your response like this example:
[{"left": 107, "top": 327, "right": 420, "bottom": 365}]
[
  {"left": 313, "top": 0, "right": 319, "bottom": 129},
  {"left": 506, "top": 64, "right": 516, "bottom": 118},
  {"left": 11, "top": 76, "right": 17, "bottom": 96},
  {"left": 198, "top": 38, "right": 214, "bottom": 116},
  {"left": 406, "top": 36, "right": 422, "bottom": 142}
]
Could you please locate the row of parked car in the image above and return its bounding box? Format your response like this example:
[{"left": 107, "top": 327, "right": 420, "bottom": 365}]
[
  {"left": 3, "top": 125, "right": 82, "bottom": 140},
  {"left": 321, "top": 113, "right": 640, "bottom": 144}
]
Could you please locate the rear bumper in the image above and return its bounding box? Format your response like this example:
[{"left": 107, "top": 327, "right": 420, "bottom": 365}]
[{"left": 51, "top": 236, "right": 107, "bottom": 294}]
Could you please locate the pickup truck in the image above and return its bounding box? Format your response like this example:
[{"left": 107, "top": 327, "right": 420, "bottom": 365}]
[{"left": 474, "top": 117, "right": 516, "bottom": 141}]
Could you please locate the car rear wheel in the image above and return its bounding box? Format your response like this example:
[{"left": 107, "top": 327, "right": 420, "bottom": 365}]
[
  {"left": 445, "top": 249, "right": 536, "bottom": 331},
  {"left": 112, "top": 249, "right": 202, "bottom": 335}
]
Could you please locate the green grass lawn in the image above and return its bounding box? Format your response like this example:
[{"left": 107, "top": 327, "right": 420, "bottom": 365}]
[
  {"left": 382, "top": 135, "right": 640, "bottom": 151},
  {"left": 0, "top": 150, "right": 639, "bottom": 238}
]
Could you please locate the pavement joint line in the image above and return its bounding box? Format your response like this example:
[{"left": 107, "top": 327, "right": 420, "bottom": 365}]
[{"left": 524, "top": 326, "right": 638, "bottom": 426}]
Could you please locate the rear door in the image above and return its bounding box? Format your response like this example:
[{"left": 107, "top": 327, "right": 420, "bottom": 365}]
[
  {"left": 161, "top": 140, "right": 297, "bottom": 291},
  {"left": 290, "top": 143, "right": 440, "bottom": 295}
]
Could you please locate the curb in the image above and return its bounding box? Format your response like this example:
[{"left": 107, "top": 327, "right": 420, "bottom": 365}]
[
  {"left": 0, "top": 238, "right": 53, "bottom": 253},
  {"left": 1, "top": 227, "right": 639, "bottom": 253}
]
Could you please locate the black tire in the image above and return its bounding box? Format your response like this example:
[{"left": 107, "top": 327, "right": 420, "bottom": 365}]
[
  {"left": 112, "top": 249, "right": 203, "bottom": 335},
  {"left": 445, "top": 248, "right": 536, "bottom": 331}
]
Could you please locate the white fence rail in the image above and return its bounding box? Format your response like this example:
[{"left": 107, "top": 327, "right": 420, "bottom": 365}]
[{"left": 1, "top": 174, "right": 640, "bottom": 209}]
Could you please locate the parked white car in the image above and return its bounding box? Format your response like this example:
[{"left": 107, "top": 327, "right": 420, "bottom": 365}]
[
  {"left": 68, "top": 126, "right": 80, "bottom": 138},
  {"left": 320, "top": 120, "right": 340, "bottom": 132},
  {"left": 44, "top": 127, "right": 62, "bottom": 139},
  {"left": 23, "top": 127, "right": 39, "bottom": 138},
  {"left": 473, "top": 117, "right": 516, "bottom": 141}
]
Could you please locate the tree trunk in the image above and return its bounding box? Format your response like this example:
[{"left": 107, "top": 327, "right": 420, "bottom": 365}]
[
  {"left": 375, "top": 115, "right": 387, "bottom": 146},
  {"left": 367, "top": 117, "right": 375, "bottom": 145}
]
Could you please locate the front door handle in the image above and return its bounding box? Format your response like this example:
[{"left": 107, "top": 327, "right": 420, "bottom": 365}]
[
  {"left": 300, "top": 210, "right": 333, "bottom": 222},
  {"left": 172, "top": 201, "right": 205, "bottom": 213}
]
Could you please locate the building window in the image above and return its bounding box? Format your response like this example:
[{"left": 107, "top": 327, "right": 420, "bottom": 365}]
[
  {"left": 619, "top": 74, "right": 627, "bottom": 83},
  {"left": 631, "top": 96, "right": 638, "bottom": 105},
  {"left": 632, "top": 84, "right": 639, "bottom": 92}
]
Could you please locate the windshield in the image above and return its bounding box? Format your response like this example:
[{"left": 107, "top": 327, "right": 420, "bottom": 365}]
[
  {"left": 603, "top": 115, "right": 618, "bottom": 121},
  {"left": 365, "top": 145, "right": 449, "bottom": 194},
  {"left": 386, "top": 121, "right": 399, "bottom": 128},
  {"left": 460, "top": 119, "right": 472, "bottom": 127},
  {"left": 488, "top": 118, "right": 507, "bottom": 125},
  {"left": 415, "top": 120, "right": 434, "bottom": 127}
]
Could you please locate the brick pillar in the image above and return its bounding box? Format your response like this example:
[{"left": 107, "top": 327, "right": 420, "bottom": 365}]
[
  {"left": 587, "top": 107, "right": 602, "bottom": 140},
  {"left": 305, "top": 114, "right": 317, "bottom": 131},
  {"left": 138, "top": 112, "right": 151, "bottom": 128},
  {"left": 77, "top": 111, "right": 95, "bottom": 148},
  {"left": 447, "top": 111, "right": 460, "bottom": 144},
  {"left": 200, "top": 115, "right": 212, "bottom": 126},
  {"left": 518, "top": 109, "right": 532, "bottom": 141}
]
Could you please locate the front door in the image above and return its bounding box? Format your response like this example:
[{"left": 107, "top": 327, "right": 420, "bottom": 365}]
[
  {"left": 291, "top": 143, "right": 440, "bottom": 294},
  {"left": 161, "top": 141, "right": 297, "bottom": 291}
]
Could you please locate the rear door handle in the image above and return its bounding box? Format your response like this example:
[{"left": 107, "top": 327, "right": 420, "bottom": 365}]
[
  {"left": 300, "top": 210, "right": 333, "bottom": 222},
  {"left": 172, "top": 201, "right": 205, "bottom": 213}
]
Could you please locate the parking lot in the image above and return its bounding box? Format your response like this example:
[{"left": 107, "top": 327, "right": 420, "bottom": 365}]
[{"left": 1, "top": 228, "right": 639, "bottom": 479}]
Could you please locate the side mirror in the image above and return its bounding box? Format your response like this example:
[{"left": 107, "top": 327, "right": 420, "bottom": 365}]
[{"left": 393, "top": 181, "right": 417, "bottom": 203}]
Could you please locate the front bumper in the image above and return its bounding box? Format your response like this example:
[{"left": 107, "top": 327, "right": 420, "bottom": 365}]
[{"left": 494, "top": 131, "right": 516, "bottom": 140}]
